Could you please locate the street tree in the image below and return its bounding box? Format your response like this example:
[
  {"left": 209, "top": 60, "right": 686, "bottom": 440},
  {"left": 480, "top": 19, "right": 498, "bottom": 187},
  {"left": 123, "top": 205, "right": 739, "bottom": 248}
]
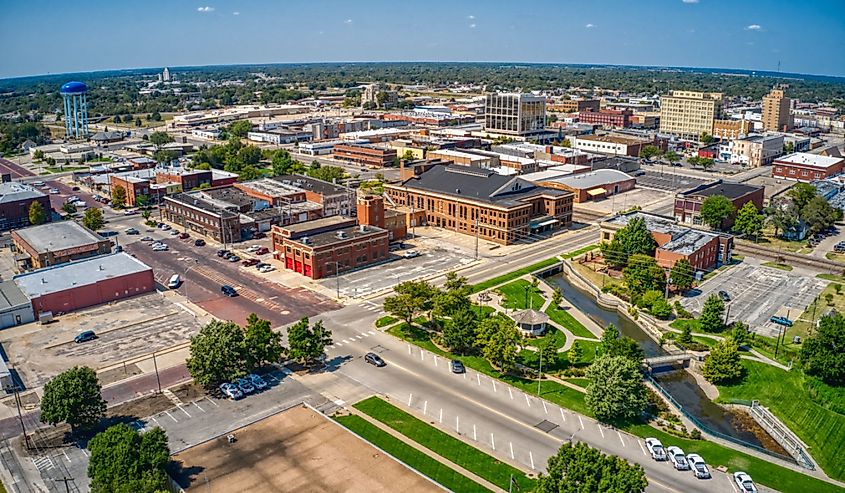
[
  {"left": 308, "top": 165, "right": 345, "bottom": 183},
  {"left": 270, "top": 149, "right": 298, "bottom": 175},
  {"left": 186, "top": 320, "right": 246, "bottom": 388},
  {"left": 700, "top": 132, "right": 715, "bottom": 145},
  {"left": 551, "top": 287, "right": 563, "bottom": 308},
  {"left": 28, "top": 201, "right": 47, "bottom": 225},
  {"left": 730, "top": 321, "right": 751, "bottom": 347},
  {"left": 135, "top": 194, "right": 150, "bottom": 208},
  {"left": 701, "top": 338, "right": 744, "bottom": 384},
  {"left": 383, "top": 280, "right": 436, "bottom": 324},
  {"left": 476, "top": 314, "right": 521, "bottom": 372},
  {"left": 148, "top": 131, "right": 173, "bottom": 149},
  {"left": 62, "top": 202, "right": 77, "bottom": 214},
  {"left": 669, "top": 258, "right": 694, "bottom": 292},
  {"left": 154, "top": 149, "right": 179, "bottom": 165},
  {"left": 432, "top": 289, "right": 471, "bottom": 319},
  {"left": 82, "top": 207, "right": 105, "bottom": 230},
  {"left": 88, "top": 424, "right": 170, "bottom": 493},
  {"left": 442, "top": 307, "right": 477, "bottom": 354},
  {"left": 678, "top": 321, "right": 693, "bottom": 344},
  {"left": 287, "top": 317, "right": 333, "bottom": 366},
  {"left": 699, "top": 294, "right": 726, "bottom": 332},
  {"left": 237, "top": 165, "right": 262, "bottom": 182},
  {"left": 585, "top": 355, "right": 649, "bottom": 422},
  {"left": 732, "top": 201, "right": 764, "bottom": 239},
  {"left": 802, "top": 196, "right": 842, "bottom": 234},
  {"left": 243, "top": 313, "right": 285, "bottom": 369},
  {"left": 663, "top": 150, "right": 681, "bottom": 166},
  {"left": 699, "top": 195, "right": 735, "bottom": 230},
  {"left": 568, "top": 341, "right": 583, "bottom": 365},
  {"left": 650, "top": 297, "right": 673, "bottom": 319},
  {"left": 111, "top": 184, "right": 127, "bottom": 208},
  {"left": 800, "top": 313, "right": 845, "bottom": 386},
  {"left": 787, "top": 183, "right": 817, "bottom": 212},
  {"left": 443, "top": 271, "right": 470, "bottom": 294},
  {"left": 598, "top": 324, "right": 645, "bottom": 362},
  {"left": 40, "top": 366, "right": 106, "bottom": 434},
  {"left": 228, "top": 120, "right": 253, "bottom": 137},
  {"left": 639, "top": 145, "right": 662, "bottom": 161},
  {"left": 622, "top": 254, "right": 665, "bottom": 302},
  {"left": 537, "top": 442, "right": 648, "bottom": 493},
  {"left": 600, "top": 217, "right": 657, "bottom": 268},
  {"left": 766, "top": 197, "right": 800, "bottom": 238}
]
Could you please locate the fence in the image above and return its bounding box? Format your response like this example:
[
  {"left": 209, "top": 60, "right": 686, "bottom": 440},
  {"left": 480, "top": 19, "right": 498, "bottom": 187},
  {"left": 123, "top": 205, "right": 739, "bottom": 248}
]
[
  {"left": 747, "top": 400, "right": 815, "bottom": 470},
  {"left": 646, "top": 374, "right": 802, "bottom": 466}
]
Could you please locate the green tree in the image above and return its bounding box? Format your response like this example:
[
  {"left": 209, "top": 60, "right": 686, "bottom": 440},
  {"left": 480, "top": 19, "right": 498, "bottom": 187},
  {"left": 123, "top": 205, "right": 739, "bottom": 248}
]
[
  {"left": 88, "top": 424, "right": 170, "bottom": 493},
  {"left": 787, "top": 183, "right": 817, "bottom": 212},
  {"left": 699, "top": 294, "right": 726, "bottom": 332},
  {"left": 669, "top": 258, "right": 694, "bottom": 292},
  {"left": 149, "top": 111, "right": 162, "bottom": 122},
  {"left": 732, "top": 201, "right": 764, "bottom": 239},
  {"left": 783, "top": 141, "right": 794, "bottom": 154},
  {"left": 800, "top": 314, "right": 845, "bottom": 386},
  {"left": 766, "top": 197, "right": 800, "bottom": 238},
  {"left": 802, "top": 196, "right": 842, "bottom": 235},
  {"left": 237, "top": 165, "right": 262, "bottom": 181},
  {"left": 154, "top": 149, "right": 179, "bottom": 165},
  {"left": 111, "top": 184, "right": 127, "bottom": 208},
  {"left": 383, "top": 280, "right": 436, "bottom": 324},
  {"left": 537, "top": 442, "right": 648, "bottom": 493},
  {"left": 62, "top": 202, "right": 77, "bottom": 214},
  {"left": 82, "top": 207, "right": 105, "bottom": 230},
  {"left": 568, "top": 341, "right": 583, "bottom": 365},
  {"left": 585, "top": 355, "right": 649, "bottom": 422},
  {"left": 443, "top": 271, "right": 469, "bottom": 294},
  {"left": 112, "top": 115, "right": 121, "bottom": 124},
  {"left": 598, "top": 324, "right": 645, "bottom": 362},
  {"left": 40, "top": 366, "right": 106, "bottom": 434},
  {"left": 442, "top": 308, "right": 477, "bottom": 354},
  {"left": 271, "top": 149, "right": 300, "bottom": 176},
  {"left": 730, "top": 321, "right": 751, "bottom": 347},
  {"left": 308, "top": 165, "right": 346, "bottom": 183},
  {"left": 237, "top": 144, "right": 261, "bottom": 165},
  {"left": 135, "top": 118, "right": 142, "bottom": 127},
  {"left": 701, "top": 338, "right": 744, "bottom": 384},
  {"left": 28, "top": 201, "right": 47, "bottom": 225},
  {"left": 148, "top": 131, "right": 173, "bottom": 149},
  {"left": 286, "top": 318, "right": 333, "bottom": 365},
  {"left": 551, "top": 287, "right": 563, "bottom": 308},
  {"left": 678, "top": 321, "right": 693, "bottom": 344},
  {"left": 33, "top": 149, "right": 45, "bottom": 161},
  {"left": 600, "top": 217, "right": 657, "bottom": 268},
  {"left": 700, "top": 132, "right": 715, "bottom": 144},
  {"left": 639, "top": 144, "right": 662, "bottom": 160},
  {"left": 699, "top": 195, "right": 735, "bottom": 230},
  {"left": 186, "top": 320, "right": 246, "bottom": 388},
  {"left": 663, "top": 150, "right": 681, "bottom": 166},
  {"left": 402, "top": 149, "right": 416, "bottom": 161},
  {"left": 476, "top": 314, "right": 521, "bottom": 372},
  {"left": 243, "top": 313, "right": 285, "bottom": 370},
  {"left": 638, "top": 290, "right": 663, "bottom": 310},
  {"left": 650, "top": 297, "right": 672, "bottom": 319},
  {"left": 622, "top": 254, "right": 665, "bottom": 302},
  {"left": 136, "top": 194, "right": 150, "bottom": 208}
]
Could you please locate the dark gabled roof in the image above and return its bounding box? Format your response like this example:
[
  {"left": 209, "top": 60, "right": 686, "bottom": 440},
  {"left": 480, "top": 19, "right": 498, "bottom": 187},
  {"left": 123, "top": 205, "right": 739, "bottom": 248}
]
[
  {"left": 679, "top": 180, "right": 762, "bottom": 200},
  {"left": 400, "top": 164, "right": 569, "bottom": 207}
]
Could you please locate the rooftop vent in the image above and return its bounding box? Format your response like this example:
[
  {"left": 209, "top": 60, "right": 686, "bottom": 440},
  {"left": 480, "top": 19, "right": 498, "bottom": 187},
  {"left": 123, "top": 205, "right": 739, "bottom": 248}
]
[
  {"left": 455, "top": 188, "right": 461, "bottom": 194},
  {"left": 336, "top": 231, "right": 347, "bottom": 239},
  {"left": 41, "top": 278, "right": 46, "bottom": 284},
  {"left": 301, "top": 236, "right": 310, "bottom": 244},
  {"left": 359, "top": 224, "right": 367, "bottom": 233},
  {"left": 99, "top": 265, "right": 104, "bottom": 271}
]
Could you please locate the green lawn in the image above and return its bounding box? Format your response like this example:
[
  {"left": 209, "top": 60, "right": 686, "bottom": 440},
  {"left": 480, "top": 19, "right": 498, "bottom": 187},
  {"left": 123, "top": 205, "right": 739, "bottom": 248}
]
[
  {"left": 334, "top": 415, "right": 490, "bottom": 493},
  {"left": 562, "top": 244, "right": 598, "bottom": 259},
  {"left": 471, "top": 257, "right": 560, "bottom": 293},
  {"left": 354, "top": 397, "right": 535, "bottom": 491},
  {"left": 717, "top": 360, "right": 845, "bottom": 482},
  {"left": 471, "top": 305, "right": 496, "bottom": 319},
  {"left": 545, "top": 304, "right": 598, "bottom": 339},
  {"left": 669, "top": 318, "right": 703, "bottom": 333},
  {"left": 375, "top": 315, "right": 398, "bottom": 328},
  {"left": 497, "top": 279, "right": 546, "bottom": 311},
  {"left": 761, "top": 261, "right": 793, "bottom": 271},
  {"left": 562, "top": 378, "right": 591, "bottom": 389},
  {"left": 818, "top": 273, "right": 845, "bottom": 282}
]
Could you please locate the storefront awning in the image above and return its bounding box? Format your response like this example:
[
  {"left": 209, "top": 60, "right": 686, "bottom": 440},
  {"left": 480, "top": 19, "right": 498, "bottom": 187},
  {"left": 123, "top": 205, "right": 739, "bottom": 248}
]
[
  {"left": 533, "top": 218, "right": 558, "bottom": 228},
  {"left": 587, "top": 187, "right": 607, "bottom": 197}
]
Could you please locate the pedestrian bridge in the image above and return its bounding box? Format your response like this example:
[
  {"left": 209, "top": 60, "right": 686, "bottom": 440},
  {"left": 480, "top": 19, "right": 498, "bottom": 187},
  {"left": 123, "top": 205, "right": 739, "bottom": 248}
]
[{"left": 643, "top": 352, "right": 692, "bottom": 373}]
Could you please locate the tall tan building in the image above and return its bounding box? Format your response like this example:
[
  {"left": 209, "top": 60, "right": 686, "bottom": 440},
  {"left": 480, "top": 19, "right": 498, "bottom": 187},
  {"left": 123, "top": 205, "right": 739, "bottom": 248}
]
[
  {"left": 762, "top": 87, "right": 792, "bottom": 132},
  {"left": 484, "top": 93, "right": 546, "bottom": 136},
  {"left": 659, "top": 90, "right": 724, "bottom": 141}
]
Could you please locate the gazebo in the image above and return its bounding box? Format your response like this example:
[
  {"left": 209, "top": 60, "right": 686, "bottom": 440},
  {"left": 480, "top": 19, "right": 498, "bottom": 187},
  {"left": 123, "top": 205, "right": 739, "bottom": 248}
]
[{"left": 511, "top": 309, "right": 549, "bottom": 336}]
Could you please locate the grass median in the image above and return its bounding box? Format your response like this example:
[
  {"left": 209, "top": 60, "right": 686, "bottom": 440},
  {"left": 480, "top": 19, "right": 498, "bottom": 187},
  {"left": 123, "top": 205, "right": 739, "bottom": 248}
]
[
  {"left": 354, "top": 396, "right": 535, "bottom": 491},
  {"left": 334, "top": 414, "right": 491, "bottom": 493}
]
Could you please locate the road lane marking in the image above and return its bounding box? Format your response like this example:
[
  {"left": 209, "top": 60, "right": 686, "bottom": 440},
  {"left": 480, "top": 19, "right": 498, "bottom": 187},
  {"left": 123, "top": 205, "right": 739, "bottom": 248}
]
[
  {"left": 165, "top": 411, "right": 178, "bottom": 423},
  {"left": 368, "top": 330, "right": 376, "bottom": 335},
  {"left": 356, "top": 335, "right": 363, "bottom": 339},
  {"left": 492, "top": 380, "right": 497, "bottom": 392},
  {"left": 542, "top": 400, "right": 548, "bottom": 414},
  {"left": 618, "top": 431, "right": 625, "bottom": 447},
  {"left": 408, "top": 393, "right": 413, "bottom": 406},
  {"left": 456, "top": 415, "right": 459, "bottom": 434},
  {"left": 639, "top": 440, "right": 647, "bottom": 456},
  {"left": 473, "top": 424, "right": 477, "bottom": 441},
  {"left": 342, "top": 339, "right": 350, "bottom": 344},
  {"left": 530, "top": 451, "right": 535, "bottom": 470},
  {"left": 597, "top": 425, "right": 604, "bottom": 438},
  {"left": 477, "top": 373, "right": 481, "bottom": 386},
  {"left": 560, "top": 408, "right": 566, "bottom": 422},
  {"left": 193, "top": 401, "right": 205, "bottom": 413},
  {"left": 490, "top": 433, "right": 495, "bottom": 450},
  {"left": 524, "top": 393, "right": 531, "bottom": 407},
  {"left": 434, "top": 356, "right": 438, "bottom": 367},
  {"left": 423, "top": 401, "right": 428, "bottom": 415},
  {"left": 408, "top": 344, "right": 412, "bottom": 354},
  {"left": 362, "top": 333, "right": 370, "bottom": 337},
  {"left": 439, "top": 408, "right": 443, "bottom": 423},
  {"left": 578, "top": 416, "right": 584, "bottom": 429},
  {"left": 508, "top": 387, "right": 513, "bottom": 400},
  {"left": 509, "top": 442, "right": 515, "bottom": 459}
]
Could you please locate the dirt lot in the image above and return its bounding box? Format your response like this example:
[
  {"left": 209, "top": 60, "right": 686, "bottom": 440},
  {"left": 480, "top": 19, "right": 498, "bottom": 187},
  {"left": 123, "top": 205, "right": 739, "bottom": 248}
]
[{"left": 170, "top": 405, "right": 441, "bottom": 493}]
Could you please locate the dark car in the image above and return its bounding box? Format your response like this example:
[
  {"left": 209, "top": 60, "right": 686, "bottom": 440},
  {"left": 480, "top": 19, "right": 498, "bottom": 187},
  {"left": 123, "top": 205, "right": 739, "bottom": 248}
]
[
  {"left": 221, "top": 285, "right": 237, "bottom": 297},
  {"left": 194, "top": 239, "right": 206, "bottom": 247},
  {"left": 718, "top": 290, "right": 731, "bottom": 302},
  {"left": 255, "top": 247, "right": 270, "bottom": 255},
  {"left": 71, "top": 186, "right": 80, "bottom": 191},
  {"left": 450, "top": 360, "right": 465, "bottom": 374},
  {"left": 216, "top": 249, "right": 229, "bottom": 257},
  {"left": 74, "top": 330, "right": 97, "bottom": 343},
  {"left": 364, "top": 352, "right": 386, "bottom": 367},
  {"left": 178, "top": 232, "right": 190, "bottom": 239},
  {"left": 252, "top": 231, "right": 266, "bottom": 239},
  {"left": 242, "top": 258, "right": 260, "bottom": 267}
]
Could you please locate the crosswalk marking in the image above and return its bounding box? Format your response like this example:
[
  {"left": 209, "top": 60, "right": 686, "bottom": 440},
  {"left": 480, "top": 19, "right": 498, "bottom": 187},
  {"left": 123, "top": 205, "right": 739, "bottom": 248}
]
[{"left": 32, "top": 456, "right": 54, "bottom": 471}]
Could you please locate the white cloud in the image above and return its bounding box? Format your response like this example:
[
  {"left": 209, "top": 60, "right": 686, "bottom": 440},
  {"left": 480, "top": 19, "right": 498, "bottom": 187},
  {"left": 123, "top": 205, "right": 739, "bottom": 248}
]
[
  {"left": 344, "top": 18, "right": 353, "bottom": 24},
  {"left": 469, "top": 23, "right": 476, "bottom": 29},
  {"left": 745, "top": 24, "right": 762, "bottom": 30},
  {"left": 467, "top": 15, "right": 475, "bottom": 20},
  {"left": 232, "top": 11, "right": 239, "bottom": 16},
  {"left": 585, "top": 23, "right": 595, "bottom": 29},
  {"left": 682, "top": 0, "right": 699, "bottom": 4},
  {"left": 197, "top": 6, "right": 214, "bottom": 12}
]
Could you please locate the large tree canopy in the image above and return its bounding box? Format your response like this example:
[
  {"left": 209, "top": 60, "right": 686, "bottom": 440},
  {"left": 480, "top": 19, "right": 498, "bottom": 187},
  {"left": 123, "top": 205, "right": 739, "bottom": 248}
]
[
  {"left": 585, "top": 355, "right": 649, "bottom": 422},
  {"left": 601, "top": 217, "right": 657, "bottom": 269},
  {"left": 801, "top": 314, "right": 845, "bottom": 386},
  {"left": 40, "top": 366, "right": 106, "bottom": 434},
  {"left": 537, "top": 442, "right": 648, "bottom": 493},
  {"left": 88, "top": 424, "right": 170, "bottom": 493}
]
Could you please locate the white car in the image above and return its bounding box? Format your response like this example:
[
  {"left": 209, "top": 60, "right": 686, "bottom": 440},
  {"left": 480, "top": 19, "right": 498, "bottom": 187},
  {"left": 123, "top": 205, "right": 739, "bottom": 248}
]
[
  {"left": 644, "top": 438, "right": 667, "bottom": 461},
  {"left": 686, "top": 454, "right": 710, "bottom": 479},
  {"left": 246, "top": 245, "right": 261, "bottom": 253},
  {"left": 258, "top": 264, "right": 275, "bottom": 273},
  {"left": 666, "top": 446, "right": 689, "bottom": 470},
  {"left": 402, "top": 250, "right": 420, "bottom": 259},
  {"left": 152, "top": 244, "right": 168, "bottom": 251},
  {"left": 218, "top": 382, "right": 242, "bottom": 400},
  {"left": 49, "top": 188, "right": 59, "bottom": 194},
  {"left": 733, "top": 472, "right": 757, "bottom": 493}
]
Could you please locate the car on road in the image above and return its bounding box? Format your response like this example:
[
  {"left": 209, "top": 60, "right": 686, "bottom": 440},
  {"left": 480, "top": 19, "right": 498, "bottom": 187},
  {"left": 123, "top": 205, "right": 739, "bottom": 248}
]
[
  {"left": 733, "top": 472, "right": 757, "bottom": 492},
  {"left": 255, "top": 247, "right": 270, "bottom": 255},
  {"left": 221, "top": 285, "right": 237, "bottom": 297},
  {"left": 216, "top": 249, "right": 229, "bottom": 257},
  {"left": 257, "top": 264, "right": 275, "bottom": 273},
  {"left": 167, "top": 274, "right": 181, "bottom": 289},
  {"left": 686, "top": 454, "right": 710, "bottom": 479},
  {"left": 140, "top": 236, "right": 154, "bottom": 242},
  {"left": 227, "top": 255, "right": 241, "bottom": 262},
  {"left": 666, "top": 446, "right": 689, "bottom": 470},
  {"left": 718, "top": 290, "right": 731, "bottom": 302},
  {"left": 242, "top": 258, "right": 260, "bottom": 267},
  {"left": 236, "top": 377, "right": 255, "bottom": 394},
  {"left": 74, "top": 330, "right": 97, "bottom": 343},
  {"left": 178, "top": 232, "right": 190, "bottom": 239},
  {"left": 49, "top": 188, "right": 59, "bottom": 194},
  {"left": 450, "top": 360, "right": 465, "bottom": 374},
  {"left": 123, "top": 210, "right": 138, "bottom": 216},
  {"left": 248, "top": 373, "right": 268, "bottom": 390},
  {"left": 644, "top": 438, "right": 667, "bottom": 461},
  {"left": 194, "top": 239, "right": 206, "bottom": 246},
  {"left": 364, "top": 352, "right": 386, "bottom": 367},
  {"left": 219, "top": 382, "right": 243, "bottom": 400},
  {"left": 31, "top": 181, "right": 44, "bottom": 187},
  {"left": 125, "top": 227, "right": 139, "bottom": 235},
  {"left": 402, "top": 250, "right": 420, "bottom": 259}
]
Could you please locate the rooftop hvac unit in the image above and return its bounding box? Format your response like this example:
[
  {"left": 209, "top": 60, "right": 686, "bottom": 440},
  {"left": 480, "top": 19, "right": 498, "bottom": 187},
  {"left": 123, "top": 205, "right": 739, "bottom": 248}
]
[
  {"left": 336, "top": 231, "right": 347, "bottom": 239},
  {"left": 301, "top": 237, "right": 310, "bottom": 244}
]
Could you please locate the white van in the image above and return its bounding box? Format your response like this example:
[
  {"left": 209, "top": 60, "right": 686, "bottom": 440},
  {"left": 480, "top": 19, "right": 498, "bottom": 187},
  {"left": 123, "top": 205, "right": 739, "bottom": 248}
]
[{"left": 167, "top": 274, "right": 181, "bottom": 289}]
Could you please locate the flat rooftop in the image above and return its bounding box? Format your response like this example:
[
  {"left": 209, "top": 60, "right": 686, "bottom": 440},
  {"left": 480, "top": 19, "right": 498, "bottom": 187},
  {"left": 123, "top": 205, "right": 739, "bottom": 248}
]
[
  {"left": 0, "top": 182, "right": 44, "bottom": 204},
  {"left": 544, "top": 169, "right": 633, "bottom": 189},
  {"left": 13, "top": 221, "right": 105, "bottom": 254},
  {"left": 170, "top": 405, "right": 440, "bottom": 493},
  {"left": 679, "top": 180, "right": 762, "bottom": 200},
  {"left": 292, "top": 224, "right": 386, "bottom": 248},
  {"left": 577, "top": 134, "right": 647, "bottom": 145},
  {"left": 776, "top": 152, "right": 843, "bottom": 169},
  {"left": 283, "top": 216, "right": 354, "bottom": 235},
  {"left": 604, "top": 211, "right": 720, "bottom": 255},
  {"left": 14, "top": 252, "right": 151, "bottom": 298},
  {"left": 0, "top": 281, "right": 30, "bottom": 310}
]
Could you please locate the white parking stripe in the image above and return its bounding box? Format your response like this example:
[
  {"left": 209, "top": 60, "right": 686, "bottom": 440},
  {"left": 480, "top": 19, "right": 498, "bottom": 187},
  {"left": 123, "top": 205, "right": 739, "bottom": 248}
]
[
  {"left": 530, "top": 451, "right": 535, "bottom": 470},
  {"left": 193, "top": 401, "right": 206, "bottom": 413},
  {"left": 62, "top": 450, "right": 71, "bottom": 463},
  {"left": 510, "top": 441, "right": 515, "bottom": 459},
  {"left": 492, "top": 380, "right": 497, "bottom": 392},
  {"left": 178, "top": 405, "right": 191, "bottom": 418},
  {"left": 524, "top": 393, "right": 531, "bottom": 407},
  {"left": 362, "top": 333, "right": 370, "bottom": 337},
  {"left": 509, "top": 387, "right": 513, "bottom": 400},
  {"left": 356, "top": 335, "right": 363, "bottom": 339},
  {"left": 491, "top": 433, "right": 495, "bottom": 450},
  {"left": 335, "top": 342, "right": 343, "bottom": 347},
  {"left": 408, "top": 344, "right": 412, "bottom": 354},
  {"left": 560, "top": 408, "right": 566, "bottom": 422},
  {"left": 542, "top": 400, "right": 548, "bottom": 414},
  {"left": 368, "top": 330, "right": 376, "bottom": 335},
  {"left": 165, "top": 410, "right": 178, "bottom": 422},
  {"left": 473, "top": 424, "right": 477, "bottom": 440},
  {"left": 578, "top": 415, "right": 584, "bottom": 429},
  {"left": 342, "top": 339, "right": 350, "bottom": 344},
  {"left": 618, "top": 431, "right": 625, "bottom": 447},
  {"left": 598, "top": 425, "right": 604, "bottom": 438},
  {"left": 477, "top": 373, "right": 481, "bottom": 386}
]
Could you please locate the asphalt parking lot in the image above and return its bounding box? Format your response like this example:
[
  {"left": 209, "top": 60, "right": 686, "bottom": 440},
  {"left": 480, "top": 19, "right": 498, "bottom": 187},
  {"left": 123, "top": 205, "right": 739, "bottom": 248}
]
[
  {"left": 681, "top": 263, "right": 826, "bottom": 337},
  {"left": 635, "top": 170, "right": 708, "bottom": 192}
]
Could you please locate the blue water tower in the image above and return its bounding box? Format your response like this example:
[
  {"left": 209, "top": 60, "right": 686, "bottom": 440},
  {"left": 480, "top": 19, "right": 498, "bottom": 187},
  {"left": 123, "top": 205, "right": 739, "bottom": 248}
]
[{"left": 60, "top": 81, "right": 89, "bottom": 139}]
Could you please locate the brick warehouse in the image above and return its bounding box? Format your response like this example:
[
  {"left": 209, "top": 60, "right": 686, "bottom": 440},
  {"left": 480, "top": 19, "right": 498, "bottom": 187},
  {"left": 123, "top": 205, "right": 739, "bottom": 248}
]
[{"left": 0, "top": 182, "right": 52, "bottom": 231}]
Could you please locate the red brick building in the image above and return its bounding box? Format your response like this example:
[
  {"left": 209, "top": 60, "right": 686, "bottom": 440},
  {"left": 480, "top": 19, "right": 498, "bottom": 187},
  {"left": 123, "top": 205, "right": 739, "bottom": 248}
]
[
  {"left": 578, "top": 109, "right": 633, "bottom": 128},
  {"left": 772, "top": 152, "right": 845, "bottom": 182},
  {"left": 0, "top": 182, "right": 52, "bottom": 232},
  {"left": 333, "top": 144, "right": 397, "bottom": 168},
  {"left": 674, "top": 180, "right": 765, "bottom": 229}
]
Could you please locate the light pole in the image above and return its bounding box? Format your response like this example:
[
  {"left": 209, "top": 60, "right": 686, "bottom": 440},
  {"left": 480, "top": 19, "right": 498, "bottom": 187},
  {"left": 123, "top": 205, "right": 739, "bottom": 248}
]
[{"left": 152, "top": 352, "right": 162, "bottom": 394}]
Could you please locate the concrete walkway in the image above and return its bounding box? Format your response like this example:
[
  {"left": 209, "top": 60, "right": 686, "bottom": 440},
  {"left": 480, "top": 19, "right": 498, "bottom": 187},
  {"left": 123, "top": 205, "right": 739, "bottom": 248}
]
[{"left": 664, "top": 326, "right": 791, "bottom": 371}]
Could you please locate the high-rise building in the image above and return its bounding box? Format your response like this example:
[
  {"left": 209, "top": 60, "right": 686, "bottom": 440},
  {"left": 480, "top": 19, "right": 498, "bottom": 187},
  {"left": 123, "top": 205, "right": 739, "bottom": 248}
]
[
  {"left": 762, "top": 87, "right": 792, "bottom": 132},
  {"left": 484, "top": 93, "right": 546, "bottom": 136},
  {"left": 162, "top": 67, "right": 171, "bottom": 82},
  {"left": 659, "top": 90, "right": 724, "bottom": 141}
]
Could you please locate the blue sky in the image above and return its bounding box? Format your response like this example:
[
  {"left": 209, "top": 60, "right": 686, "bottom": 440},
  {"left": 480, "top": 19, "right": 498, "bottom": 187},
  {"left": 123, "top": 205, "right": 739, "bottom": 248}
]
[{"left": 1, "top": 0, "right": 843, "bottom": 79}]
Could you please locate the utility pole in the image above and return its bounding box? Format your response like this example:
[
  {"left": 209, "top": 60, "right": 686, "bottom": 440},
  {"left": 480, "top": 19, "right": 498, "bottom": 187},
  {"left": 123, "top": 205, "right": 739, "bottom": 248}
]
[
  {"left": 474, "top": 216, "right": 479, "bottom": 260},
  {"left": 152, "top": 352, "right": 162, "bottom": 394},
  {"left": 54, "top": 477, "right": 74, "bottom": 493},
  {"left": 13, "top": 386, "right": 32, "bottom": 450},
  {"left": 537, "top": 345, "right": 543, "bottom": 396}
]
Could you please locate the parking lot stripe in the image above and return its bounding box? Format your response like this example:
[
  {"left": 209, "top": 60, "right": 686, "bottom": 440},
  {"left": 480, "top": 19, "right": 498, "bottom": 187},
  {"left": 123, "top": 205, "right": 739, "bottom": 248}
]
[
  {"left": 439, "top": 408, "right": 443, "bottom": 423},
  {"left": 362, "top": 332, "right": 370, "bottom": 337},
  {"left": 81, "top": 449, "right": 89, "bottom": 457},
  {"left": 509, "top": 441, "right": 515, "bottom": 460},
  {"left": 473, "top": 424, "right": 477, "bottom": 441},
  {"left": 456, "top": 415, "right": 459, "bottom": 434},
  {"left": 433, "top": 356, "right": 438, "bottom": 367},
  {"left": 490, "top": 433, "right": 495, "bottom": 451},
  {"left": 578, "top": 416, "right": 584, "bottom": 429},
  {"left": 524, "top": 393, "right": 531, "bottom": 407},
  {"left": 151, "top": 416, "right": 161, "bottom": 425},
  {"left": 62, "top": 449, "right": 71, "bottom": 463},
  {"left": 204, "top": 397, "right": 219, "bottom": 407},
  {"left": 530, "top": 451, "right": 535, "bottom": 470},
  {"left": 492, "top": 380, "right": 496, "bottom": 392},
  {"left": 508, "top": 387, "right": 513, "bottom": 400},
  {"left": 342, "top": 339, "right": 350, "bottom": 344},
  {"left": 177, "top": 405, "right": 191, "bottom": 418},
  {"left": 477, "top": 373, "right": 481, "bottom": 386},
  {"left": 192, "top": 401, "right": 206, "bottom": 412},
  {"left": 408, "top": 344, "right": 412, "bottom": 354},
  {"left": 356, "top": 335, "right": 363, "bottom": 339},
  {"left": 408, "top": 393, "right": 413, "bottom": 406},
  {"left": 165, "top": 410, "right": 178, "bottom": 423},
  {"left": 560, "top": 408, "right": 566, "bottom": 422},
  {"left": 423, "top": 401, "right": 428, "bottom": 415},
  {"left": 542, "top": 400, "right": 548, "bottom": 414},
  {"left": 335, "top": 342, "right": 343, "bottom": 347}
]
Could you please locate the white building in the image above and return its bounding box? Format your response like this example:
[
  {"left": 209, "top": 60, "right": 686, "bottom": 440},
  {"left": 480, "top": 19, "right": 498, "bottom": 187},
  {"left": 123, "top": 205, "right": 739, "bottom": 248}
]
[
  {"left": 722, "top": 134, "right": 783, "bottom": 167},
  {"left": 191, "top": 128, "right": 221, "bottom": 140},
  {"left": 162, "top": 67, "right": 171, "bottom": 82}
]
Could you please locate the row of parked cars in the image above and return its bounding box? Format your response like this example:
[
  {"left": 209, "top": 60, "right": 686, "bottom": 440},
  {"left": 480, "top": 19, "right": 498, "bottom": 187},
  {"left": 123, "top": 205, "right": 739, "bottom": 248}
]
[
  {"left": 218, "top": 373, "right": 268, "bottom": 400},
  {"left": 809, "top": 225, "right": 839, "bottom": 248},
  {"left": 645, "top": 437, "right": 758, "bottom": 491}
]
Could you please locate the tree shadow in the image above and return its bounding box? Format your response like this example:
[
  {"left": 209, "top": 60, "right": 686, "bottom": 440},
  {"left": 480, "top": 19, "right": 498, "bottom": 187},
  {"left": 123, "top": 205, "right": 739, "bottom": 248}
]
[{"left": 166, "top": 459, "right": 206, "bottom": 489}]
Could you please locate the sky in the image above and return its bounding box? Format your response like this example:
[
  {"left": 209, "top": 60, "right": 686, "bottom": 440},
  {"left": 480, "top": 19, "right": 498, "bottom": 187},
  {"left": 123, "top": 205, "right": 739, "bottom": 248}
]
[{"left": 1, "top": 0, "right": 844, "bottom": 80}]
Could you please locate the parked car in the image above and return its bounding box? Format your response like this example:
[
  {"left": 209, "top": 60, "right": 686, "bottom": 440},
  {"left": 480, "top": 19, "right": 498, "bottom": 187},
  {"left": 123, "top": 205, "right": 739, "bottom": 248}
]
[
  {"left": 246, "top": 245, "right": 261, "bottom": 253},
  {"left": 221, "top": 285, "right": 237, "bottom": 297},
  {"left": 140, "top": 236, "right": 154, "bottom": 242},
  {"left": 667, "top": 446, "right": 690, "bottom": 470},
  {"left": 686, "top": 454, "right": 710, "bottom": 479},
  {"left": 227, "top": 255, "right": 241, "bottom": 262},
  {"left": 219, "top": 382, "right": 243, "bottom": 400},
  {"left": 242, "top": 258, "right": 260, "bottom": 267},
  {"left": 194, "top": 239, "right": 206, "bottom": 246},
  {"left": 74, "top": 330, "right": 97, "bottom": 343},
  {"left": 236, "top": 377, "right": 255, "bottom": 394},
  {"left": 450, "top": 360, "right": 465, "bottom": 374},
  {"left": 255, "top": 247, "right": 270, "bottom": 255},
  {"left": 364, "top": 352, "right": 386, "bottom": 367},
  {"left": 125, "top": 227, "right": 139, "bottom": 235},
  {"left": 247, "top": 373, "right": 268, "bottom": 390},
  {"left": 258, "top": 264, "right": 275, "bottom": 273},
  {"left": 169, "top": 230, "right": 179, "bottom": 236},
  {"left": 123, "top": 210, "right": 138, "bottom": 216},
  {"left": 49, "top": 188, "right": 59, "bottom": 194},
  {"left": 152, "top": 244, "right": 168, "bottom": 251},
  {"left": 718, "top": 290, "right": 731, "bottom": 302},
  {"left": 644, "top": 438, "right": 667, "bottom": 461},
  {"left": 402, "top": 250, "right": 420, "bottom": 259},
  {"left": 178, "top": 232, "right": 190, "bottom": 239},
  {"left": 252, "top": 231, "right": 266, "bottom": 239},
  {"left": 733, "top": 472, "right": 757, "bottom": 493},
  {"left": 216, "top": 249, "right": 229, "bottom": 257},
  {"left": 160, "top": 224, "right": 171, "bottom": 230}
]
